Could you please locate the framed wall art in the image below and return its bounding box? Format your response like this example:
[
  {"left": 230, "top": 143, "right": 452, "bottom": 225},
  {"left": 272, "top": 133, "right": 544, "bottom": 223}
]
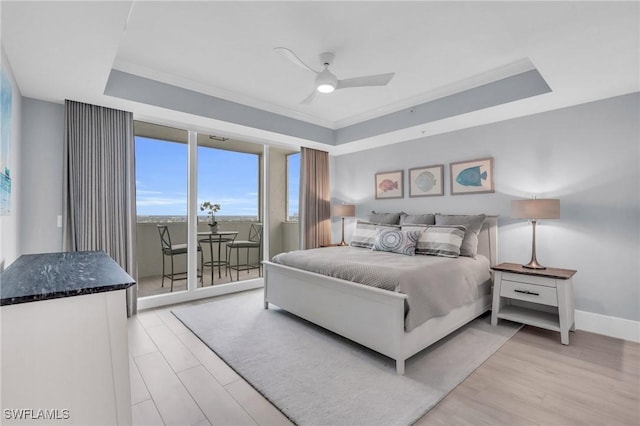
[
  {"left": 450, "top": 157, "right": 494, "bottom": 195},
  {"left": 375, "top": 170, "right": 403, "bottom": 199},
  {"left": 1, "top": 69, "right": 13, "bottom": 215},
  {"left": 408, "top": 165, "right": 444, "bottom": 197}
]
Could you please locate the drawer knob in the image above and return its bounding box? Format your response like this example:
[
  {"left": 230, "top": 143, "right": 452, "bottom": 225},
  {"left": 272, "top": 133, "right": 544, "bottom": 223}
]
[{"left": 514, "top": 289, "right": 540, "bottom": 296}]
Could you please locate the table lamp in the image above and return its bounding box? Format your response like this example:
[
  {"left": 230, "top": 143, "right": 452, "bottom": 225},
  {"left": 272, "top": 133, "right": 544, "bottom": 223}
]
[
  {"left": 331, "top": 204, "right": 356, "bottom": 246},
  {"left": 511, "top": 198, "right": 560, "bottom": 269}
]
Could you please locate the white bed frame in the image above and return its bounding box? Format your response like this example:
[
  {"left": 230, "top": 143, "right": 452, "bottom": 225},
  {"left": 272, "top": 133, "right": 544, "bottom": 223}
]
[{"left": 263, "top": 216, "right": 497, "bottom": 375}]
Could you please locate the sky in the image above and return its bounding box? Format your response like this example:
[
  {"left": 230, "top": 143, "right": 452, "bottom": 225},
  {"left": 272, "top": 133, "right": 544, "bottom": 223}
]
[
  {"left": 136, "top": 137, "right": 300, "bottom": 218},
  {"left": 287, "top": 152, "right": 300, "bottom": 219}
]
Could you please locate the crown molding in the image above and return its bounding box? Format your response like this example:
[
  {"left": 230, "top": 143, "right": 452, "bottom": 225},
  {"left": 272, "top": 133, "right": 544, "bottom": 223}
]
[{"left": 334, "top": 58, "right": 537, "bottom": 129}]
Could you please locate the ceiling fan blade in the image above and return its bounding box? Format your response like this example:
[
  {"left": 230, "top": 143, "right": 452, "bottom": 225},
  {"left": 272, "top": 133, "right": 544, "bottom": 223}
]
[
  {"left": 300, "top": 89, "right": 317, "bottom": 104},
  {"left": 274, "top": 47, "right": 319, "bottom": 74},
  {"left": 336, "top": 72, "right": 395, "bottom": 90}
]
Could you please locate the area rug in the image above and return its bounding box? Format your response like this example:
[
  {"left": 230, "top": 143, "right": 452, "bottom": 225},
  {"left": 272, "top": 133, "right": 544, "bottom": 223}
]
[{"left": 172, "top": 290, "right": 521, "bottom": 426}]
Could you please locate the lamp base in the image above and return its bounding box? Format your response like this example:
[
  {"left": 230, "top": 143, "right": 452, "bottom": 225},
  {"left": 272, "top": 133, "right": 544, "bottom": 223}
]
[
  {"left": 523, "top": 259, "right": 546, "bottom": 270},
  {"left": 523, "top": 219, "right": 546, "bottom": 269},
  {"left": 338, "top": 217, "right": 348, "bottom": 247}
]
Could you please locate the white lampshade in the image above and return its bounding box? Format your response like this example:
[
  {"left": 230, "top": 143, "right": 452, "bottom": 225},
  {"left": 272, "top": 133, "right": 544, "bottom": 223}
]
[
  {"left": 511, "top": 199, "right": 560, "bottom": 220},
  {"left": 331, "top": 204, "right": 355, "bottom": 218}
]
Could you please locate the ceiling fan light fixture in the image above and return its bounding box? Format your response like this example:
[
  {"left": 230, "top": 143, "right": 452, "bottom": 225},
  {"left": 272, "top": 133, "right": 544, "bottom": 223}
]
[
  {"left": 315, "top": 68, "right": 337, "bottom": 93},
  {"left": 277, "top": 47, "right": 395, "bottom": 104},
  {"left": 317, "top": 83, "right": 335, "bottom": 93}
]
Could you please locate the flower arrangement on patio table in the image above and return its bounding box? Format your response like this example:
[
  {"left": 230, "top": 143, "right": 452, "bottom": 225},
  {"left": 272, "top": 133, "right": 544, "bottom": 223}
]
[{"left": 200, "top": 201, "right": 221, "bottom": 227}]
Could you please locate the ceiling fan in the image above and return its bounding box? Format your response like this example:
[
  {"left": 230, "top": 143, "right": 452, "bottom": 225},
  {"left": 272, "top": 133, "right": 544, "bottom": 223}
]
[{"left": 274, "top": 47, "right": 395, "bottom": 104}]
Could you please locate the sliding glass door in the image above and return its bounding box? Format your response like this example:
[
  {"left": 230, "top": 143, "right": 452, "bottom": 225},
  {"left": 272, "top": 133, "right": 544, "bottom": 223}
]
[
  {"left": 133, "top": 122, "right": 265, "bottom": 309},
  {"left": 196, "top": 134, "right": 261, "bottom": 287}
]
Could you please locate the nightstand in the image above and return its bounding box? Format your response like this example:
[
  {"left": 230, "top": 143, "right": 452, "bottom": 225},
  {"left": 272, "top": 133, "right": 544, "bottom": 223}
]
[{"left": 491, "top": 262, "right": 577, "bottom": 344}]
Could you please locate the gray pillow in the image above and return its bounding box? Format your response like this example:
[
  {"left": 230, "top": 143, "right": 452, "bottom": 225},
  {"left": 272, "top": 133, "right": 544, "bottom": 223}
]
[
  {"left": 367, "top": 211, "right": 402, "bottom": 225},
  {"left": 434, "top": 214, "right": 486, "bottom": 257},
  {"left": 350, "top": 221, "right": 400, "bottom": 249},
  {"left": 399, "top": 213, "right": 435, "bottom": 225}
]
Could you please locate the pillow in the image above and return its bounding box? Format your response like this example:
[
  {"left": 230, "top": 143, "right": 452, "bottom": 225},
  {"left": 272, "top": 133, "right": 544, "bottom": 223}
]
[
  {"left": 367, "top": 211, "right": 402, "bottom": 225},
  {"left": 350, "top": 221, "right": 400, "bottom": 249},
  {"left": 402, "top": 225, "right": 466, "bottom": 257},
  {"left": 434, "top": 214, "right": 486, "bottom": 258},
  {"left": 399, "top": 213, "right": 435, "bottom": 225},
  {"left": 372, "top": 229, "right": 420, "bottom": 256}
]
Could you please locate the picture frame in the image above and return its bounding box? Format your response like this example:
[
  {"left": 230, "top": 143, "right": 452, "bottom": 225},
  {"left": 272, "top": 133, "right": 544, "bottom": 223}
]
[
  {"left": 375, "top": 170, "right": 403, "bottom": 199},
  {"left": 450, "top": 157, "right": 494, "bottom": 195},
  {"left": 408, "top": 165, "right": 444, "bottom": 197}
]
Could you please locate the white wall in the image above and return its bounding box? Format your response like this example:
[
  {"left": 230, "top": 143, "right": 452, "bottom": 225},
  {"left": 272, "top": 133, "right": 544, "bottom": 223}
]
[
  {"left": 19, "top": 97, "right": 64, "bottom": 254},
  {"left": 332, "top": 93, "right": 640, "bottom": 324},
  {"left": 0, "top": 47, "right": 22, "bottom": 268}
]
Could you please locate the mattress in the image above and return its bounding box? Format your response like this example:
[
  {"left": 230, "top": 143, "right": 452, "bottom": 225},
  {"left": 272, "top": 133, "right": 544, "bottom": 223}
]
[{"left": 271, "top": 246, "right": 491, "bottom": 331}]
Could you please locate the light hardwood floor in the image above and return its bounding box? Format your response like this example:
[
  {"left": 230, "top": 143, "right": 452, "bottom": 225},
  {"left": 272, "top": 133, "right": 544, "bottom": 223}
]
[{"left": 130, "top": 289, "right": 640, "bottom": 425}]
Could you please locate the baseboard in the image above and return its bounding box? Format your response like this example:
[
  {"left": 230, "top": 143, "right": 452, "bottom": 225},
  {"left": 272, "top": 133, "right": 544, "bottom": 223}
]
[{"left": 575, "top": 310, "right": 640, "bottom": 343}]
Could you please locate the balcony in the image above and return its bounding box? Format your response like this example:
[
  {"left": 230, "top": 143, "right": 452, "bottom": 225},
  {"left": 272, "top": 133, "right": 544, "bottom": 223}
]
[{"left": 136, "top": 220, "right": 299, "bottom": 299}]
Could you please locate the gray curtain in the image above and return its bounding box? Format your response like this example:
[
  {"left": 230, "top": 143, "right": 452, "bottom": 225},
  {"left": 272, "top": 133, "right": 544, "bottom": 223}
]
[
  {"left": 300, "top": 147, "right": 331, "bottom": 249},
  {"left": 63, "top": 100, "right": 137, "bottom": 315}
]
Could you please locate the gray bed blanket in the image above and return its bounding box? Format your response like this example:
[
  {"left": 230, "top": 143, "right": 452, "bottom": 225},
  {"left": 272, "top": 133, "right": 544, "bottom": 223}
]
[{"left": 272, "top": 246, "right": 491, "bottom": 331}]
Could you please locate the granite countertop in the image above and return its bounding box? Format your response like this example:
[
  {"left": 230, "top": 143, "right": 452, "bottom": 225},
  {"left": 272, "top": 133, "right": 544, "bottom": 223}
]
[{"left": 0, "top": 251, "right": 135, "bottom": 306}]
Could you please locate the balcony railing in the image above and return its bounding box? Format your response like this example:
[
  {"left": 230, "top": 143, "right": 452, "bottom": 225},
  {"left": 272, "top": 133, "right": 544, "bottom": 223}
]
[{"left": 136, "top": 220, "right": 299, "bottom": 298}]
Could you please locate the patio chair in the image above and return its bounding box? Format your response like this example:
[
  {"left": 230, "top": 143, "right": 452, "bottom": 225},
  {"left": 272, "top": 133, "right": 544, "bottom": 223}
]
[
  {"left": 226, "top": 223, "right": 263, "bottom": 281},
  {"left": 157, "top": 225, "right": 203, "bottom": 291}
]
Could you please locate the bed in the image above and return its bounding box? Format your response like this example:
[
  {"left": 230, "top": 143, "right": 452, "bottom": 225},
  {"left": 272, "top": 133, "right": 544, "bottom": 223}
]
[{"left": 263, "top": 215, "right": 497, "bottom": 375}]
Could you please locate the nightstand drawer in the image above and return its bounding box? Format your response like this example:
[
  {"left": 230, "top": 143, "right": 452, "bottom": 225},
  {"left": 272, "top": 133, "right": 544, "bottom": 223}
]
[
  {"left": 501, "top": 272, "right": 556, "bottom": 288},
  {"left": 500, "top": 280, "right": 558, "bottom": 306}
]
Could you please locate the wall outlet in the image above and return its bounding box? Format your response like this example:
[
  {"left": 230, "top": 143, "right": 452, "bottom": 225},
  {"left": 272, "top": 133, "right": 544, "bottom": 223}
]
[{"left": 57, "top": 215, "right": 62, "bottom": 228}]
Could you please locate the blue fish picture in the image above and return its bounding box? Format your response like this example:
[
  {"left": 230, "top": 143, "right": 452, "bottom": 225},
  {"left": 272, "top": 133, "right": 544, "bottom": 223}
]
[{"left": 456, "top": 166, "right": 487, "bottom": 187}]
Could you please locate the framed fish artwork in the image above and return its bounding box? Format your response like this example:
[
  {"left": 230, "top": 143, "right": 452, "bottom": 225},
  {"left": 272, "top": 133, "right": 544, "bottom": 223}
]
[
  {"left": 375, "top": 170, "right": 403, "bottom": 199},
  {"left": 409, "top": 165, "right": 444, "bottom": 197},
  {"left": 450, "top": 157, "right": 495, "bottom": 195}
]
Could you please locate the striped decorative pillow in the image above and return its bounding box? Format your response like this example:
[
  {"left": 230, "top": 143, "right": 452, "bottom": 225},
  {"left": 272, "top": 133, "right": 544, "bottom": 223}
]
[
  {"left": 402, "top": 225, "right": 466, "bottom": 257},
  {"left": 350, "top": 221, "right": 400, "bottom": 249},
  {"left": 372, "top": 229, "right": 421, "bottom": 256},
  {"left": 434, "top": 214, "right": 486, "bottom": 258}
]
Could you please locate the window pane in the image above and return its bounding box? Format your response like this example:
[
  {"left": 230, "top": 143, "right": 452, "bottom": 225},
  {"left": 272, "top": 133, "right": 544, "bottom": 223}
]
[
  {"left": 135, "top": 134, "right": 190, "bottom": 297},
  {"left": 197, "top": 147, "right": 259, "bottom": 222},
  {"left": 135, "top": 136, "right": 187, "bottom": 222},
  {"left": 287, "top": 153, "right": 300, "bottom": 221}
]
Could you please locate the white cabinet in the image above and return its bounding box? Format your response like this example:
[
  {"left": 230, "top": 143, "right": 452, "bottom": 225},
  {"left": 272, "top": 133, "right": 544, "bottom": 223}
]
[
  {"left": 0, "top": 251, "right": 134, "bottom": 425},
  {"left": 491, "top": 262, "right": 576, "bottom": 345},
  {"left": 1, "top": 290, "right": 132, "bottom": 425}
]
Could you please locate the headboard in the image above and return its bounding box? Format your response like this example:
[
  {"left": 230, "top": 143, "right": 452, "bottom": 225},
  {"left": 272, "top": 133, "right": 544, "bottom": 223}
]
[{"left": 477, "top": 215, "right": 498, "bottom": 267}]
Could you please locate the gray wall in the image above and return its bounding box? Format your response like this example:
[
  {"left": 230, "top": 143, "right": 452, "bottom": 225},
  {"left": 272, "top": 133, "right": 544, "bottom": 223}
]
[
  {"left": 332, "top": 93, "right": 640, "bottom": 322},
  {"left": 19, "top": 98, "right": 64, "bottom": 254}
]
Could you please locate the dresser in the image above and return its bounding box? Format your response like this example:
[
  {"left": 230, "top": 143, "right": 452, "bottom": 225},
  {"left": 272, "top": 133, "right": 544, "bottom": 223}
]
[
  {"left": 1, "top": 251, "right": 135, "bottom": 425},
  {"left": 491, "top": 262, "right": 577, "bottom": 344}
]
